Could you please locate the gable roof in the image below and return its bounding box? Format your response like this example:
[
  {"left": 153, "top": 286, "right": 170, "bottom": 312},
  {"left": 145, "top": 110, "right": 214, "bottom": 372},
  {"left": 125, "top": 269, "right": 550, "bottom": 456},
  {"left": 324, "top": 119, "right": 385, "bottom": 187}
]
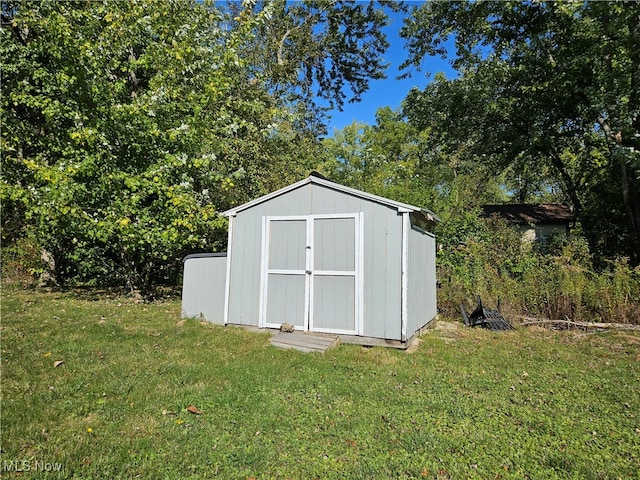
[
  {"left": 481, "top": 203, "right": 574, "bottom": 224},
  {"left": 223, "top": 174, "right": 440, "bottom": 224}
]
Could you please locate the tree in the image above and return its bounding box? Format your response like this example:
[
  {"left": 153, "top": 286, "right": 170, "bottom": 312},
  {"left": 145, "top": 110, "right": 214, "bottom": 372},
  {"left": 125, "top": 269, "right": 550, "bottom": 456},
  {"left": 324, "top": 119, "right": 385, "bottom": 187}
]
[
  {"left": 321, "top": 108, "right": 432, "bottom": 204},
  {"left": 321, "top": 106, "right": 505, "bottom": 217},
  {"left": 400, "top": 1, "right": 640, "bottom": 263},
  {"left": 2, "top": 1, "right": 237, "bottom": 289},
  {"left": 1, "top": 0, "right": 397, "bottom": 291},
  {"left": 226, "top": 0, "right": 403, "bottom": 135}
]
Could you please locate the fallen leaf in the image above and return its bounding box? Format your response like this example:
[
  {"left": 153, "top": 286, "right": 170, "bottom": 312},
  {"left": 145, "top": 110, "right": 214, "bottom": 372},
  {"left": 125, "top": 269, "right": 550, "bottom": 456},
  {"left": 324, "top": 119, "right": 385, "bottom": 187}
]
[
  {"left": 186, "top": 405, "right": 202, "bottom": 415},
  {"left": 53, "top": 360, "right": 65, "bottom": 368}
]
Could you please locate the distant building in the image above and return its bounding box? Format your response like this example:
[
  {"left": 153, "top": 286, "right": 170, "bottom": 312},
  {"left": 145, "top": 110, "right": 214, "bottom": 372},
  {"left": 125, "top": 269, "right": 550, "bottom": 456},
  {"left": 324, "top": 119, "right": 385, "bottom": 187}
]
[{"left": 481, "top": 203, "right": 575, "bottom": 243}]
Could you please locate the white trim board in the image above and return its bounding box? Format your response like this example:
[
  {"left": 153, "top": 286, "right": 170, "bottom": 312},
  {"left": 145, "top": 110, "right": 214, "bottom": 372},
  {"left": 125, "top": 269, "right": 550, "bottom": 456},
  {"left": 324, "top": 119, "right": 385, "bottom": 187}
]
[
  {"left": 401, "top": 211, "right": 409, "bottom": 342},
  {"left": 223, "top": 215, "right": 234, "bottom": 326}
]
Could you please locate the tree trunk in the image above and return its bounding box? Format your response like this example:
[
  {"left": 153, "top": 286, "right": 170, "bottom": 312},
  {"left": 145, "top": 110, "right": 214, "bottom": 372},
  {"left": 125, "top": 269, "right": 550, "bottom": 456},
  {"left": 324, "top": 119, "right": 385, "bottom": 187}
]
[
  {"left": 619, "top": 5, "right": 640, "bottom": 264},
  {"left": 546, "top": 148, "right": 583, "bottom": 216},
  {"left": 617, "top": 158, "right": 640, "bottom": 264}
]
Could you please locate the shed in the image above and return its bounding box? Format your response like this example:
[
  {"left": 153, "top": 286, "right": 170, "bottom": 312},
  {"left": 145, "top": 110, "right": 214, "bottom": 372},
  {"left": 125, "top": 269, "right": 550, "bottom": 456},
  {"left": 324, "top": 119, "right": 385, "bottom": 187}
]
[
  {"left": 181, "top": 253, "right": 227, "bottom": 323},
  {"left": 215, "top": 173, "right": 439, "bottom": 347},
  {"left": 481, "top": 203, "right": 574, "bottom": 243}
]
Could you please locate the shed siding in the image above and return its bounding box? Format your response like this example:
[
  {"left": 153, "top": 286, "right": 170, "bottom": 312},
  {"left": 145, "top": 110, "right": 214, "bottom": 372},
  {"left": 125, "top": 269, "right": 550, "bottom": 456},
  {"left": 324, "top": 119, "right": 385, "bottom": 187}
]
[
  {"left": 308, "top": 184, "right": 403, "bottom": 340},
  {"left": 407, "top": 225, "right": 437, "bottom": 336},
  {"left": 226, "top": 211, "right": 263, "bottom": 325},
  {"left": 269, "top": 219, "right": 307, "bottom": 270},
  {"left": 181, "top": 254, "right": 227, "bottom": 323},
  {"left": 314, "top": 217, "right": 355, "bottom": 271},
  {"left": 266, "top": 274, "right": 307, "bottom": 328},
  {"left": 226, "top": 182, "right": 405, "bottom": 339},
  {"left": 313, "top": 275, "right": 356, "bottom": 331}
]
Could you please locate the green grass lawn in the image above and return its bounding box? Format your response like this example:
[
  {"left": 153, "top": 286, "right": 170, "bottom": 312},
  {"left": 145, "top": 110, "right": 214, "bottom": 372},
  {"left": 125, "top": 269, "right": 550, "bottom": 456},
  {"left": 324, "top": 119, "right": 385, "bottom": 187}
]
[{"left": 2, "top": 289, "right": 639, "bottom": 479}]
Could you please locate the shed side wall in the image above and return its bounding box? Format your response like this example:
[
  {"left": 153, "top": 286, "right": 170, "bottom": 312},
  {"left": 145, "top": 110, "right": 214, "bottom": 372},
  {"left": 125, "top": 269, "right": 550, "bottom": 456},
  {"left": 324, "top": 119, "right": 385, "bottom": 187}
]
[
  {"left": 181, "top": 255, "right": 227, "bottom": 323},
  {"left": 407, "top": 226, "right": 437, "bottom": 337}
]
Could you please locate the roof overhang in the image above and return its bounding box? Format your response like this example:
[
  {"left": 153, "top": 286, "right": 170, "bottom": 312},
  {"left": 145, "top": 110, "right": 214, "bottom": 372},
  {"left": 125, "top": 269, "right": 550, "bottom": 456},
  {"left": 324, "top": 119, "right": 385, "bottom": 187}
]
[{"left": 480, "top": 204, "right": 574, "bottom": 225}]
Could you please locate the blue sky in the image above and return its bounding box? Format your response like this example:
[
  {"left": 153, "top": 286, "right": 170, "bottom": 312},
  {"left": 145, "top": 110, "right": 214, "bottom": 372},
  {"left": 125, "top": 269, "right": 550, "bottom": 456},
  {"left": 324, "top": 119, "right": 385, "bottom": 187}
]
[{"left": 326, "top": 8, "right": 456, "bottom": 134}]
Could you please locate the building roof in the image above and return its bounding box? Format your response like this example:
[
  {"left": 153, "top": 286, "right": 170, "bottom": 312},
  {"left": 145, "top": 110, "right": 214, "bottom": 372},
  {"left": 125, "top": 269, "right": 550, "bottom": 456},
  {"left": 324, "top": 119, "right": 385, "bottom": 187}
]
[
  {"left": 223, "top": 174, "right": 440, "bottom": 224},
  {"left": 481, "top": 203, "right": 574, "bottom": 225}
]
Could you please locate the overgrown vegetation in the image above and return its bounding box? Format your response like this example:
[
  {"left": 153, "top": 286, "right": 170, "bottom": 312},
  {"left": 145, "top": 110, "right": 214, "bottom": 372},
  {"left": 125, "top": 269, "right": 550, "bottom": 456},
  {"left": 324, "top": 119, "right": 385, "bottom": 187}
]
[
  {"left": 437, "top": 213, "right": 640, "bottom": 324},
  {"left": 2, "top": 290, "right": 639, "bottom": 479},
  {"left": 1, "top": 0, "right": 396, "bottom": 291}
]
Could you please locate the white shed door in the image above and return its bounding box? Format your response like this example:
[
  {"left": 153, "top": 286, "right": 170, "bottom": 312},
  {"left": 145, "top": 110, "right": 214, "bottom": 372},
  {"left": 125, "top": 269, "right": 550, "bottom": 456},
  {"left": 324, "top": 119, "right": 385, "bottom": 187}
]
[{"left": 261, "top": 214, "right": 362, "bottom": 335}]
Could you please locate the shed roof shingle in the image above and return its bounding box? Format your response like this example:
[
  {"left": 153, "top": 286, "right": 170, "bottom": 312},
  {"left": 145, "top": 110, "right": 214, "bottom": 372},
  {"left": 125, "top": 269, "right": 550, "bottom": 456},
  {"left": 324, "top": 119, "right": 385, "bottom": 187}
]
[{"left": 481, "top": 204, "right": 574, "bottom": 224}]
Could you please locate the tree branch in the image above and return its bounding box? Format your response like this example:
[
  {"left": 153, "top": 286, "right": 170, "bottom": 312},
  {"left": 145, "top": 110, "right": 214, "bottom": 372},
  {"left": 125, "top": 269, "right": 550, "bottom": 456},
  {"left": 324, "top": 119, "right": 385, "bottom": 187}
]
[{"left": 276, "top": 0, "right": 336, "bottom": 67}]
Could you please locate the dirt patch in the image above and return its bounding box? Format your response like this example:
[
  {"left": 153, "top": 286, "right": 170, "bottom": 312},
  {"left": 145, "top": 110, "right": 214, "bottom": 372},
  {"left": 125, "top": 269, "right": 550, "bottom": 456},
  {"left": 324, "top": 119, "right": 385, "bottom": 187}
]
[
  {"left": 434, "top": 320, "right": 460, "bottom": 332},
  {"left": 430, "top": 320, "right": 464, "bottom": 343},
  {"left": 405, "top": 337, "right": 422, "bottom": 353}
]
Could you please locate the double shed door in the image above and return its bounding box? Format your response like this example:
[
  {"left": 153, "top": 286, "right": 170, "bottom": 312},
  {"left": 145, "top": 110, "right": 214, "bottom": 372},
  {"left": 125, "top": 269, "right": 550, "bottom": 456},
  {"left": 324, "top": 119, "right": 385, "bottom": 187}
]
[{"left": 260, "top": 213, "right": 363, "bottom": 335}]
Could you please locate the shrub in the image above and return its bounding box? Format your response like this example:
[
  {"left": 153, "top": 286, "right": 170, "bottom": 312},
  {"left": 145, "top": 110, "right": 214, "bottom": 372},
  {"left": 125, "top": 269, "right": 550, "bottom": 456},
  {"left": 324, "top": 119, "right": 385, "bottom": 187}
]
[{"left": 0, "top": 237, "right": 41, "bottom": 287}]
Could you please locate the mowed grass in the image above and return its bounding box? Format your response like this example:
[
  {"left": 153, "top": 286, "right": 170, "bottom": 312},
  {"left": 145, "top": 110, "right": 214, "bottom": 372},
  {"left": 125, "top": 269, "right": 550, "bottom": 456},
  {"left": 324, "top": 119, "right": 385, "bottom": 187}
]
[{"left": 1, "top": 289, "right": 639, "bottom": 479}]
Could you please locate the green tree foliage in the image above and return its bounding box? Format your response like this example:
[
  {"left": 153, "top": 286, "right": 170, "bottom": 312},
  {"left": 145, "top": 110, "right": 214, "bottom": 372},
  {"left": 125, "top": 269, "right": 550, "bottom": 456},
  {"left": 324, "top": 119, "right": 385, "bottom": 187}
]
[
  {"left": 400, "top": 1, "right": 640, "bottom": 263},
  {"left": 2, "top": 0, "right": 256, "bottom": 290},
  {"left": 321, "top": 108, "right": 437, "bottom": 207},
  {"left": 227, "top": 0, "right": 403, "bottom": 135},
  {"left": 1, "top": 0, "right": 394, "bottom": 291},
  {"left": 321, "top": 106, "right": 507, "bottom": 219}
]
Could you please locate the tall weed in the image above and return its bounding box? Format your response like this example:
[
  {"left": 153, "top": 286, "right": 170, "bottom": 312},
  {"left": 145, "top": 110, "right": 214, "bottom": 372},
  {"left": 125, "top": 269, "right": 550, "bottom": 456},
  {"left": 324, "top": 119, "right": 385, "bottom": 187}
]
[{"left": 437, "top": 216, "right": 640, "bottom": 324}]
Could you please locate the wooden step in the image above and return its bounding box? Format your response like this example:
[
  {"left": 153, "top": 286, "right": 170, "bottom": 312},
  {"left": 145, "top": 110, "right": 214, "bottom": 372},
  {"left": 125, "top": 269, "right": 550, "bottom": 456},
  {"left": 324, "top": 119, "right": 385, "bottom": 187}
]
[{"left": 269, "top": 331, "right": 339, "bottom": 353}]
